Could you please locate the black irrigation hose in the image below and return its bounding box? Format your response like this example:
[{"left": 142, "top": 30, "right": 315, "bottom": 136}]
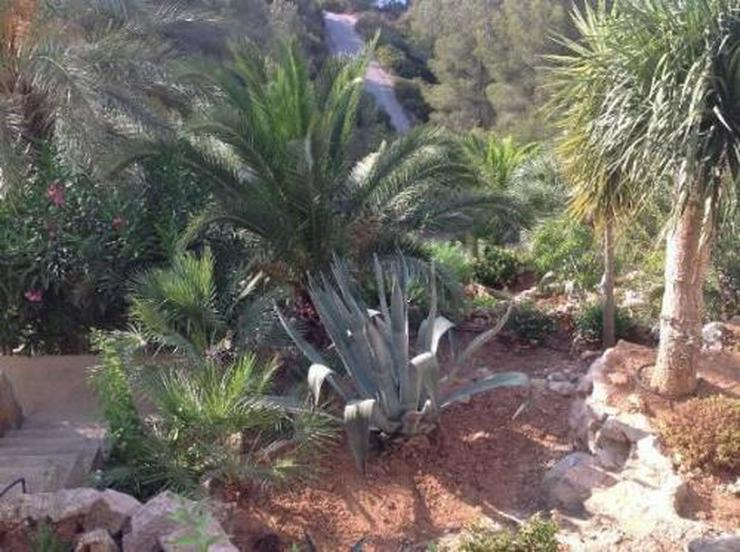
[{"left": 0, "top": 478, "right": 26, "bottom": 500}]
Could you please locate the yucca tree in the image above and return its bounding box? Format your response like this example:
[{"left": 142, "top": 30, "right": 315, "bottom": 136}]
[
  {"left": 126, "top": 40, "right": 486, "bottom": 287},
  {"left": 0, "top": 0, "right": 186, "bottom": 191},
  {"left": 548, "top": 1, "right": 740, "bottom": 396}
]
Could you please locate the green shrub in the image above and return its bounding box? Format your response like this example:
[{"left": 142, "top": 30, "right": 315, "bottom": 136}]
[
  {"left": 505, "top": 302, "right": 556, "bottom": 343},
  {"left": 394, "top": 78, "right": 431, "bottom": 122},
  {"left": 472, "top": 246, "right": 521, "bottom": 289},
  {"left": 90, "top": 252, "right": 333, "bottom": 499},
  {"left": 453, "top": 514, "right": 559, "bottom": 552},
  {"left": 659, "top": 396, "right": 740, "bottom": 473},
  {"left": 427, "top": 241, "right": 473, "bottom": 284},
  {"left": 528, "top": 216, "right": 601, "bottom": 290},
  {"left": 574, "top": 303, "right": 635, "bottom": 345}
]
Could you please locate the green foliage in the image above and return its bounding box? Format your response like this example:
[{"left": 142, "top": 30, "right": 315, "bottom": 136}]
[
  {"left": 452, "top": 515, "right": 559, "bottom": 552},
  {"left": 394, "top": 78, "right": 432, "bottom": 123},
  {"left": 30, "top": 521, "right": 70, "bottom": 552},
  {"left": 0, "top": 149, "right": 208, "bottom": 354},
  {"left": 169, "top": 499, "right": 228, "bottom": 551},
  {"left": 574, "top": 303, "right": 635, "bottom": 345},
  {"left": 90, "top": 252, "right": 332, "bottom": 499},
  {"left": 124, "top": 40, "right": 483, "bottom": 286},
  {"left": 405, "top": 0, "right": 572, "bottom": 137},
  {"left": 659, "top": 396, "right": 740, "bottom": 473},
  {"left": 472, "top": 246, "right": 521, "bottom": 289},
  {"left": 427, "top": 241, "right": 473, "bottom": 284},
  {"left": 505, "top": 302, "right": 556, "bottom": 344},
  {"left": 0, "top": 0, "right": 188, "bottom": 189},
  {"left": 280, "top": 258, "right": 527, "bottom": 471},
  {"left": 528, "top": 216, "right": 601, "bottom": 290}
]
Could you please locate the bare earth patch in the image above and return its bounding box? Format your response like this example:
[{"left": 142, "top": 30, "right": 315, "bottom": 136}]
[{"left": 229, "top": 342, "right": 576, "bottom": 550}]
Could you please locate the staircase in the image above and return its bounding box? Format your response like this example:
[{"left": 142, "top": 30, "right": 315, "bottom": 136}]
[
  {"left": 0, "top": 359, "right": 105, "bottom": 500},
  {"left": 0, "top": 421, "right": 105, "bottom": 499}
]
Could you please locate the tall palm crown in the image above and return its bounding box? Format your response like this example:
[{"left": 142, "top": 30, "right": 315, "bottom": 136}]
[
  {"left": 0, "top": 0, "right": 185, "bottom": 190},
  {"left": 548, "top": 0, "right": 740, "bottom": 213},
  {"left": 160, "top": 40, "right": 484, "bottom": 284}
]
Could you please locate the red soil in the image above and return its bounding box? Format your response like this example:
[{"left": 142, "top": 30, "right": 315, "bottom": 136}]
[{"left": 229, "top": 342, "right": 576, "bottom": 551}]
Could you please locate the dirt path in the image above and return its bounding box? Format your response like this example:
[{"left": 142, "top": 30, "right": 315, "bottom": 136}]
[{"left": 323, "top": 11, "right": 412, "bottom": 133}]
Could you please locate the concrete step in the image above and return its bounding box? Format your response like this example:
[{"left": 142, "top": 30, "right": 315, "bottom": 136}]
[
  {"left": 0, "top": 420, "right": 105, "bottom": 495},
  {"left": 0, "top": 453, "right": 83, "bottom": 494}
]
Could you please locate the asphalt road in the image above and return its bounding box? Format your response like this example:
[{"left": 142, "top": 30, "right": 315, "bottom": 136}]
[{"left": 323, "top": 11, "right": 411, "bottom": 133}]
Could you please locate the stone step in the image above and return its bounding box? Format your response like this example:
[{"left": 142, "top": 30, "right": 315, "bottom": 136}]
[{"left": 0, "top": 453, "right": 83, "bottom": 494}]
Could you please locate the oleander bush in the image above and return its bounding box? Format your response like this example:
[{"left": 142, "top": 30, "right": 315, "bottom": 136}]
[{"left": 659, "top": 396, "right": 740, "bottom": 474}]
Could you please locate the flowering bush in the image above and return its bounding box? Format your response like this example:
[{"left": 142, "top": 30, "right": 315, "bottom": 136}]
[{"left": 0, "top": 149, "right": 208, "bottom": 353}]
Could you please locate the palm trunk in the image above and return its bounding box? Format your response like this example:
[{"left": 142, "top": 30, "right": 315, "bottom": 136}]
[
  {"left": 602, "top": 217, "right": 616, "bottom": 349},
  {"left": 651, "top": 190, "right": 713, "bottom": 397}
]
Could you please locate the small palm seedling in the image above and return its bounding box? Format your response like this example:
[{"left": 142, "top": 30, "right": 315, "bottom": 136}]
[{"left": 279, "top": 258, "right": 529, "bottom": 471}]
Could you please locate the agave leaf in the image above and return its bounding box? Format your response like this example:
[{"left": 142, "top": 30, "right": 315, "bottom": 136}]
[
  {"left": 441, "top": 371, "right": 529, "bottom": 408},
  {"left": 275, "top": 307, "right": 326, "bottom": 365},
  {"left": 344, "top": 398, "right": 376, "bottom": 473},
  {"left": 390, "top": 276, "right": 411, "bottom": 407},
  {"left": 374, "top": 254, "right": 390, "bottom": 322},
  {"left": 308, "top": 363, "right": 336, "bottom": 404},
  {"left": 423, "top": 316, "right": 455, "bottom": 355},
  {"left": 455, "top": 302, "right": 513, "bottom": 366},
  {"left": 410, "top": 351, "right": 440, "bottom": 411}
]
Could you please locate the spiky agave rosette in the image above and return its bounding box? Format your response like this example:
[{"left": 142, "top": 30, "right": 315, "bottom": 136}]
[{"left": 279, "top": 257, "right": 529, "bottom": 472}]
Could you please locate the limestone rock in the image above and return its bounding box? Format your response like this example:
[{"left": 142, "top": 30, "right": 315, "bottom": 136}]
[
  {"left": 542, "top": 452, "right": 616, "bottom": 513},
  {"left": 702, "top": 322, "right": 735, "bottom": 351},
  {"left": 548, "top": 380, "right": 576, "bottom": 396},
  {"left": 0, "top": 488, "right": 101, "bottom": 526},
  {"left": 75, "top": 528, "right": 118, "bottom": 552},
  {"left": 687, "top": 536, "right": 740, "bottom": 552},
  {"left": 123, "top": 491, "right": 235, "bottom": 552},
  {"left": 0, "top": 370, "right": 22, "bottom": 436},
  {"left": 85, "top": 490, "right": 141, "bottom": 535}
]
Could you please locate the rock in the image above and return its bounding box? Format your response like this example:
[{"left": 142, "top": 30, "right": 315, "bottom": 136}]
[
  {"left": 548, "top": 380, "right": 576, "bottom": 397},
  {"left": 75, "top": 528, "right": 118, "bottom": 552},
  {"left": 687, "top": 536, "right": 740, "bottom": 552},
  {"left": 0, "top": 488, "right": 101, "bottom": 526},
  {"left": 0, "top": 488, "right": 139, "bottom": 539},
  {"left": 621, "top": 289, "right": 646, "bottom": 308},
  {"left": 580, "top": 349, "right": 601, "bottom": 362},
  {"left": 0, "top": 370, "right": 23, "bottom": 436},
  {"left": 85, "top": 490, "right": 141, "bottom": 535},
  {"left": 123, "top": 491, "right": 236, "bottom": 552},
  {"left": 702, "top": 322, "right": 735, "bottom": 350},
  {"left": 542, "top": 452, "right": 616, "bottom": 513}
]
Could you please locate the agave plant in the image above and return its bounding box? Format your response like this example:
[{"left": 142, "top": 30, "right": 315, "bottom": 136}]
[{"left": 279, "top": 258, "right": 528, "bottom": 471}]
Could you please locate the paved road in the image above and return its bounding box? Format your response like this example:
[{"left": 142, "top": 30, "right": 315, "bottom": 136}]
[{"left": 323, "top": 11, "right": 411, "bottom": 133}]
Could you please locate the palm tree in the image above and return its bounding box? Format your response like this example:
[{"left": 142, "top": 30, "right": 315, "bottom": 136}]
[
  {"left": 460, "top": 132, "right": 542, "bottom": 250},
  {"left": 0, "top": 0, "right": 186, "bottom": 191},
  {"left": 547, "top": 1, "right": 740, "bottom": 396},
  {"left": 126, "top": 40, "right": 487, "bottom": 287}
]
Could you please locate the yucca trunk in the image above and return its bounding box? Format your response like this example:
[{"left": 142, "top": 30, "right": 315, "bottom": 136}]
[
  {"left": 602, "top": 217, "right": 616, "bottom": 349},
  {"left": 651, "top": 190, "right": 713, "bottom": 397}
]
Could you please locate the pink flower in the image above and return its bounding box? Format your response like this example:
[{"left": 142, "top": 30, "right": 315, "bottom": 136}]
[
  {"left": 24, "top": 289, "right": 43, "bottom": 303},
  {"left": 46, "top": 182, "right": 65, "bottom": 206},
  {"left": 111, "top": 216, "right": 126, "bottom": 232}
]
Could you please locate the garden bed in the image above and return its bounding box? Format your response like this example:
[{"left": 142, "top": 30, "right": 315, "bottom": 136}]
[{"left": 228, "top": 342, "right": 578, "bottom": 549}]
